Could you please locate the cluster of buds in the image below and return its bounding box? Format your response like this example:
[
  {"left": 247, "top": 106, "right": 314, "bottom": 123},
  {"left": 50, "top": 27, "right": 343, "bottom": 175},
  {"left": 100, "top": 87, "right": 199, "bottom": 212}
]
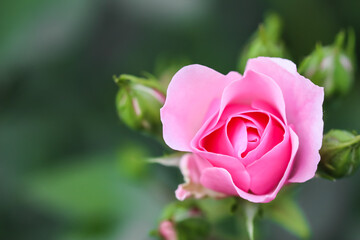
[
  {"left": 299, "top": 30, "right": 356, "bottom": 98},
  {"left": 114, "top": 74, "right": 166, "bottom": 137}
]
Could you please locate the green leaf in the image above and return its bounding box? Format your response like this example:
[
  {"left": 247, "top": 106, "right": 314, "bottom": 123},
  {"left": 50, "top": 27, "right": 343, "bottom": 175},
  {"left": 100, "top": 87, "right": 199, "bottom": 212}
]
[{"left": 263, "top": 192, "right": 310, "bottom": 239}]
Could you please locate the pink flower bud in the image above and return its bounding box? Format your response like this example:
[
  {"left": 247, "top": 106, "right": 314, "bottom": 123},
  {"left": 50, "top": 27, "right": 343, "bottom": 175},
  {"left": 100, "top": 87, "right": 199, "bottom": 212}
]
[{"left": 159, "top": 220, "right": 177, "bottom": 240}]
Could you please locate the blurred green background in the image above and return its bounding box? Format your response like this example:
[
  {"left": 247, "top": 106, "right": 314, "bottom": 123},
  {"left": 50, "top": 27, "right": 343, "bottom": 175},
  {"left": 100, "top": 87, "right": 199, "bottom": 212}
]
[{"left": 1, "top": 0, "right": 360, "bottom": 239}]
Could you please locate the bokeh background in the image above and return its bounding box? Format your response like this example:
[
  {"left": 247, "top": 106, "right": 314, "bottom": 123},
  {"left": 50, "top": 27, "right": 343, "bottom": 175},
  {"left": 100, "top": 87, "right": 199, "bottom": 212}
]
[{"left": 1, "top": 0, "right": 360, "bottom": 239}]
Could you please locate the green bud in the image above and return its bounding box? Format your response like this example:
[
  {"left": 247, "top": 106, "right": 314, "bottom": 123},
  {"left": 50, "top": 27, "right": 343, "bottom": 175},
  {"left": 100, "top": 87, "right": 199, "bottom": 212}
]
[
  {"left": 154, "top": 57, "right": 191, "bottom": 90},
  {"left": 237, "top": 12, "right": 288, "bottom": 73},
  {"left": 318, "top": 129, "right": 360, "bottom": 180},
  {"left": 299, "top": 29, "right": 356, "bottom": 98},
  {"left": 114, "top": 74, "right": 165, "bottom": 136}
]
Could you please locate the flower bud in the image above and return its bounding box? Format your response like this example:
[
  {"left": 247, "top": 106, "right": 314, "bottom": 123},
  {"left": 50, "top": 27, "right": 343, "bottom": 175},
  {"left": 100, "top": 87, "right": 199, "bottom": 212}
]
[
  {"left": 318, "top": 129, "right": 360, "bottom": 180},
  {"left": 238, "top": 13, "right": 288, "bottom": 72},
  {"left": 114, "top": 74, "right": 165, "bottom": 136},
  {"left": 159, "top": 220, "right": 177, "bottom": 240},
  {"left": 154, "top": 57, "right": 191, "bottom": 90},
  {"left": 299, "top": 29, "right": 356, "bottom": 98},
  {"left": 156, "top": 205, "right": 209, "bottom": 240}
]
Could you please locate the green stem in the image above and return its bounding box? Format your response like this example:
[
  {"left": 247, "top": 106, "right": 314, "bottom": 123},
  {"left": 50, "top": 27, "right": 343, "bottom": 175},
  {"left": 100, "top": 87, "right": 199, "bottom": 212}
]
[{"left": 244, "top": 202, "right": 259, "bottom": 240}]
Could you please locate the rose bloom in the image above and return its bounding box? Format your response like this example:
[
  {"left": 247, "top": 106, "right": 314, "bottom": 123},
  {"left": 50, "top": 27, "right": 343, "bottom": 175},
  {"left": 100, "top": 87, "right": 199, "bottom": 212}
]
[{"left": 161, "top": 57, "right": 324, "bottom": 203}]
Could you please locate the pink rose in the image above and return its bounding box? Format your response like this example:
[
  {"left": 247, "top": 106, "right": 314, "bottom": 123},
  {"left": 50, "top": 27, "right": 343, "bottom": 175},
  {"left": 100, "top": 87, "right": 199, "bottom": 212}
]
[
  {"left": 159, "top": 220, "right": 177, "bottom": 240},
  {"left": 161, "top": 57, "right": 324, "bottom": 203}
]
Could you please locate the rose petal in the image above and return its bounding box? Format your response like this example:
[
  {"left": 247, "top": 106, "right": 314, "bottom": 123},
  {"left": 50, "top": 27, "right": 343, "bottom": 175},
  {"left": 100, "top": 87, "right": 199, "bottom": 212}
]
[
  {"left": 242, "top": 114, "right": 285, "bottom": 166},
  {"left": 243, "top": 127, "right": 260, "bottom": 157},
  {"left": 218, "top": 70, "right": 287, "bottom": 124},
  {"left": 200, "top": 127, "right": 299, "bottom": 203},
  {"left": 200, "top": 167, "right": 271, "bottom": 202},
  {"left": 198, "top": 153, "right": 251, "bottom": 192},
  {"left": 245, "top": 57, "right": 324, "bottom": 182},
  {"left": 200, "top": 168, "right": 239, "bottom": 196},
  {"left": 226, "top": 117, "right": 247, "bottom": 157},
  {"left": 176, "top": 154, "right": 223, "bottom": 200},
  {"left": 238, "top": 111, "right": 269, "bottom": 136},
  {"left": 270, "top": 57, "right": 298, "bottom": 74},
  {"left": 200, "top": 123, "right": 235, "bottom": 156},
  {"left": 161, "top": 65, "right": 240, "bottom": 151},
  {"left": 175, "top": 185, "right": 192, "bottom": 201},
  {"left": 246, "top": 127, "right": 292, "bottom": 195},
  {"left": 179, "top": 153, "right": 212, "bottom": 184}
]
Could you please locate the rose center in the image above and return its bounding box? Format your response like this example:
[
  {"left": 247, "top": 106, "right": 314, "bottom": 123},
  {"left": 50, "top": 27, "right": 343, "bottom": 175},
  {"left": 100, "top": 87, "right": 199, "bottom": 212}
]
[
  {"left": 198, "top": 110, "right": 285, "bottom": 164},
  {"left": 241, "top": 126, "right": 260, "bottom": 158}
]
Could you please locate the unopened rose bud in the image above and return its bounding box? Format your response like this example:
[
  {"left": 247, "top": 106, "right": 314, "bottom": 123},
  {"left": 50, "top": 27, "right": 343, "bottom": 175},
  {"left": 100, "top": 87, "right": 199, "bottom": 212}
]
[
  {"left": 238, "top": 13, "right": 288, "bottom": 72},
  {"left": 159, "top": 220, "right": 177, "bottom": 240},
  {"left": 299, "top": 29, "right": 356, "bottom": 98},
  {"left": 318, "top": 129, "right": 360, "bottom": 180},
  {"left": 114, "top": 74, "right": 165, "bottom": 136},
  {"left": 157, "top": 205, "right": 209, "bottom": 240}
]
